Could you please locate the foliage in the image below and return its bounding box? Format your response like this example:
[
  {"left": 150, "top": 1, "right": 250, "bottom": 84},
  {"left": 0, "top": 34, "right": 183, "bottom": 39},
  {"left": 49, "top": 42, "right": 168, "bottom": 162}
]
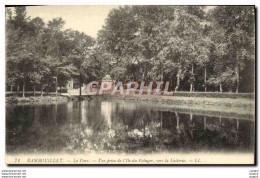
[
  {"left": 6, "top": 6, "right": 255, "bottom": 94},
  {"left": 98, "top": 5, "right": 255, "bottom": 92},
  {"left": 6, "top": 7, "right": 104, "bottom": 95}
]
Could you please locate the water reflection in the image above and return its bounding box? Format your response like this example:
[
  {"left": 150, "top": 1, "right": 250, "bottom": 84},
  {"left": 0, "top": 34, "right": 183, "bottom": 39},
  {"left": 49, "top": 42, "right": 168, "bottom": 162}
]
[
  {"left": 101, "top": 101, "right": 112, "bottom": 129},
  {"left": 6, "top": 99, "right": 255, "bottom": 154},
  {"left": 79, "top": 101, "right": 86, "bottom": 125},
  {"left": 67, "top": 101, "right": 73, "bottom": 128}
]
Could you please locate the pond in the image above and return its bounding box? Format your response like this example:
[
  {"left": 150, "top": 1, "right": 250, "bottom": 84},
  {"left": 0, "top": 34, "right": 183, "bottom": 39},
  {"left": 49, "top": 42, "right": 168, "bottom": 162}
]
[{"left": 6, "top": 98, "right": 255, "bottom": 154}]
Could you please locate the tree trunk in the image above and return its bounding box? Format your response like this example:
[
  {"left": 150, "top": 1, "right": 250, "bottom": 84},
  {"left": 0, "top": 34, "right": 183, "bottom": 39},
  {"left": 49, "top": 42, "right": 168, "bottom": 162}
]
[
  {"left": 204, "top": 66, "right": 207, "bottom": 92},
  {"left": 190, "top": 84, "right": 193, "bottom": 92},
  {"left": 175, "top": 67, "right": 181, "bottom": 92},
  {"left": 80, "top": 84, "right": 82, "bottom": 97},
  {"left": 41, "top": 86, "right": 43, "bottom": 97},
  {"left": 11, "top": 85, "right": 13, "bottom": 92},
  {"left": 33, "top": 87, "right": 36, "bottom": 96},
  {"left": 47, "top": 84, "right": 49, "bottom": 95},
  {"left": 190, "top": 63, "right": 194, "bottom": 93},
  {"left": 220, "top": 82, "right": 223, "bottom": 93},
  {"left": 16, "top": 84, "right": 19, "bottom": 96},
  {"left": 22, "top": 78, "right": 25, "bottom": 98},
  {"left": 235, "top": 65, "right": 239, "bottom": 93},
  {"left": 55, "top": 76, "right": 58, "bottom": 97},
  {"left": 143, "top": 65, "right": 147, "bottom": 81},
  {"left": 79, "top": 74, "right": 82, "bottom": 100}
]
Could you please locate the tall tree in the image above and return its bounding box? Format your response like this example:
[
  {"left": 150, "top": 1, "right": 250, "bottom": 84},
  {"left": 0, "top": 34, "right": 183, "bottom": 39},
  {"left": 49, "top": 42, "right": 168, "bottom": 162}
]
[{"left": 211, "top": 6, "right": 255, "bottom": 93}]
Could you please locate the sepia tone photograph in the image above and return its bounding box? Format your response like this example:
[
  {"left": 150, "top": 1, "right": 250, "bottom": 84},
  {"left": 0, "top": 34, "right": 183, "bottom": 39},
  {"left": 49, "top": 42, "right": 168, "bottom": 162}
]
[{"left": 5, "top": 5, "right": 255, "bottom": 165}]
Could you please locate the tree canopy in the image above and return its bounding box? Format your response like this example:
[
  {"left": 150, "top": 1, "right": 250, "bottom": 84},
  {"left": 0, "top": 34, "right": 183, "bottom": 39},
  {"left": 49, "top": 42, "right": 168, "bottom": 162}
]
[
  {"left": 6, "top": 6, "right": 255, "bottom": 96},
  {"left": 6, "top": 7, "right": 105, "bottom": 96},
  {"left": 97, "top": 5, "right": 255, "bottom": 93}
]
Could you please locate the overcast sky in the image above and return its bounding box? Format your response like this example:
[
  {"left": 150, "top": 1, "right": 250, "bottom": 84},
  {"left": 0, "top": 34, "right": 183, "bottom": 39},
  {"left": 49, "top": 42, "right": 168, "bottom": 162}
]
[{"left": 21, "top": 6, "right": 120, "bottom": 38}]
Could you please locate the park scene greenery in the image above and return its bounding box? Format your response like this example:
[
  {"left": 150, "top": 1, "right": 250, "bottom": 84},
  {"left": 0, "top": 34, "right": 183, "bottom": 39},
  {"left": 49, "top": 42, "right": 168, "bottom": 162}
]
[{"left": 6, "top": 6, "right": 255, "bottom": 98}]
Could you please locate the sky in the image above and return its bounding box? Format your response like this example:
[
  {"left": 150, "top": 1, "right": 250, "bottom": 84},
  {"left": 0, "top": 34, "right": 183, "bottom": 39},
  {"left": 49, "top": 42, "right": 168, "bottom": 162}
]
[{"left": 22, "top": 6, "right": 120, "bottom": 38}]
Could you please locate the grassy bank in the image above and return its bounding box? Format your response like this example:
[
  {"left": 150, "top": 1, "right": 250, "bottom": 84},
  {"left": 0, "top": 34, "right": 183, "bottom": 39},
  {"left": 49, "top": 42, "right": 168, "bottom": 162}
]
[
  {"left": 6, "top": 93, "right": 255, "bottom": 109},
  {"left": 170, "top": 91, "right": 254, "bottom": 99},
  {"left": 106, "top": 94, "right": 255, "bottom": 108},
  {"left": 6, "top": 96, "right": 69, "bottom": 104}
]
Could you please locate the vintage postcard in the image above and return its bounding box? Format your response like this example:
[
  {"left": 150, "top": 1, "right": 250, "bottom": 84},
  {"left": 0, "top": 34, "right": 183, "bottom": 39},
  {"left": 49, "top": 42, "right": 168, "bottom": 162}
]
[{"left": 5, "top": 5, "right": 255, "bottom": 165}]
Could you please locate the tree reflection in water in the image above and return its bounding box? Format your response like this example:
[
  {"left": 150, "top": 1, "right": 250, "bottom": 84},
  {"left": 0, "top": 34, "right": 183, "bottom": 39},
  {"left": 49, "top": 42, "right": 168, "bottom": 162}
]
[{"left": 6, "top": 99, "right": 255, "bottom": 154}]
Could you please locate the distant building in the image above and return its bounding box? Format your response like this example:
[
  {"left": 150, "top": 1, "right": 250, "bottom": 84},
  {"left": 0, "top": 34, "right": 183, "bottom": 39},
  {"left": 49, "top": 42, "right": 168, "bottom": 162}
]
[
  {"left": 102, "top": 74, "right": 113, "bottom": 82},
  {"left": 66, "top": 78, "right": 88, "bottom": 95},
  {"left": 101, "top": 75, "right": 114, "bottom": 94},
  {"left": 65, "top": 75, "right": 114, "bottom": 95},
  {"left": 66, "top": 79, "right": 74, "bottom": 90}
]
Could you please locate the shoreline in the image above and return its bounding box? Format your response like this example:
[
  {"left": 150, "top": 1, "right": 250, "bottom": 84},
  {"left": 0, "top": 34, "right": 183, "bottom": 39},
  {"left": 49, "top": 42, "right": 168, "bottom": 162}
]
[
  {"left": 6, "top": 94, "right": 255, "bottom": 109},
  {"left": 104, "top": 94, "right": 255, "bottom": 108},
  {"left": 6, "top": 96, "right": 70, "bottom": 104}
]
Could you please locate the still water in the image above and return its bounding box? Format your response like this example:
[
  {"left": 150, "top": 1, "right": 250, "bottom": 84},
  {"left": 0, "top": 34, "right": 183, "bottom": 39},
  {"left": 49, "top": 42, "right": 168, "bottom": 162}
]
[{"left": 6, "top": 98, "right": 255, "bottom": 154}]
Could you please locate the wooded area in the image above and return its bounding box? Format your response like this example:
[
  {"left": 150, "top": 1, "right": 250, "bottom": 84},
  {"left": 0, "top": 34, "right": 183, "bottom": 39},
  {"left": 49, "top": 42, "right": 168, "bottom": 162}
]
[{"left": 6, "top": 6, "right": 255, "bottom": 97}]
